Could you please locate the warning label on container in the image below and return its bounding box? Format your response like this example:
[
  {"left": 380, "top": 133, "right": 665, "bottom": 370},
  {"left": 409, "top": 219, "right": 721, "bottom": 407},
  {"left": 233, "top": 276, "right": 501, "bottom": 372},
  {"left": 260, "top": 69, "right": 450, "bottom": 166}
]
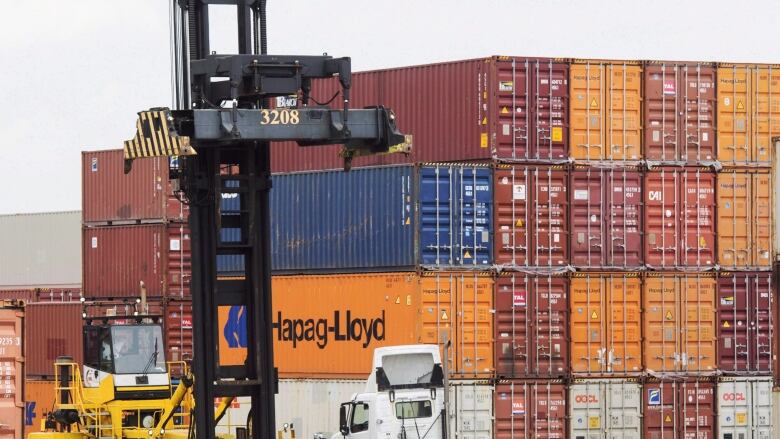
[
  {"left": 552, "top": 126, "right": 563, "bottom": 142},
  {"left": 736, "top": 412, "right": 747, "bottom": 425},
  {"left": 501, "top": 106, "right": 509, "bottom": 114},
  {"left": 591, "top": 311, "right": 598, "bottom": 320},
  {"left": 590, "top": 97, "right": 599, "bottom": 108},
  {"left": 480, "top": 132, "right": 488, "bottom": 147},
  {"left": 723, "top": 321, "right": 731, "bottom": 328},
  {"left": 664, "top": 414, "right": 672, "bottom": 423},
  {"left": 574, "top": 189, "right": 589, "bottom": 200},
  {"left": 737, "top": 100, "right": 745, "bottom": 110},
  {"left": 663, "top": 79, "right": 676, "bottom": 95},
  {"left": 513, "top": 184, "right": 526, "bottom": 200},
  {"left": 588, "top": 417, "right": 600, "bottom": 428},
  {"left": 665, "top": 311, "right": 674, "bottom": 320},
  {"left": 499, "top": 81, "right": 514, "bottom": 92}
]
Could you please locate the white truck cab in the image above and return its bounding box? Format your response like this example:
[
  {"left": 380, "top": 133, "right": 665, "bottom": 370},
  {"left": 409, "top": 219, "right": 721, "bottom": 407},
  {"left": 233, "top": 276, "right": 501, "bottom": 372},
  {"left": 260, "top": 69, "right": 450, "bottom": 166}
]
[{"left": 334, "top": 345, "right": 446, "bottom": 439}]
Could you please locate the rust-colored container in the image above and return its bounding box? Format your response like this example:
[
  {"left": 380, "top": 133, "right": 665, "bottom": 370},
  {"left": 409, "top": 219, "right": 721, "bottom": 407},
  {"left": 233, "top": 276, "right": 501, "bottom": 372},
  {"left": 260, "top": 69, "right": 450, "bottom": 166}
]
[
  {"left": 271, "top": 57, "right": 570, "bottom": 172},
  {"left": 570, "top": 166, "right": 643, "bottom": 269},
  {"left": 82, "top": 149, "right": 188, "bottom": 224},
  {"left": 570, "top": 273, "right": 642, "bottom": 376},
  {"left": 0, "top": 291, "right": 36, "bottom": 303},
  {"left": 643, "top": 380, "right": 715, "bottom": 439},
  {"left": 25, "top": 302, "right": 81, "bottom": 379},
  {"left": 569, "top": 60, "right": 642, "bottom": 162},
  {"left": 82, "top": 223, "right": 191, "bottom": 298},
  {"left": 717, "top": 170, "right": 772, "bottom": 269},
  {"left": 645, "top": 168, "right": 716, "bottom": 269},
  {"left": 494, "top": 380, "right": 566, "bottom": 439},
  {"left": 23, "top": 380, "right": 54, "bottom": 438},
  {"left": 33, "top": 288, "right": 81, "bottom": 303},
  {"left": 717, "top": 64, "right": 780, "bottom": 166},
  {"left": 494, "top": 165, "right": 568, "bottom": 268},
  {"left": 494, "top": 273, "right": 568, "bottom": 378},
  {"left": 643, "top": 62, "right": 716, "bottom": 164},
  {"left": 717, "top": 272, "right": 773, "bottom": 374},
  {"left": 643, "top": 273, "right": 717, "bottom": 374},
  {"left": 165, "top": 298, "right": 193, "bottom": 363},
  {"left": 0, "top": 305, "right": 24, "bottom": 439}
]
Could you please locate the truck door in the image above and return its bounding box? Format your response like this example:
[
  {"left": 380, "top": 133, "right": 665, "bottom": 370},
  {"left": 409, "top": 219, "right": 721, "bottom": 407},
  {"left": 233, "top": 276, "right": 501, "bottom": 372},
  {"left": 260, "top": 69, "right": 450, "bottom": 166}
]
[{"left": 343, "top": 401, "right": 371, "bottom": 439}]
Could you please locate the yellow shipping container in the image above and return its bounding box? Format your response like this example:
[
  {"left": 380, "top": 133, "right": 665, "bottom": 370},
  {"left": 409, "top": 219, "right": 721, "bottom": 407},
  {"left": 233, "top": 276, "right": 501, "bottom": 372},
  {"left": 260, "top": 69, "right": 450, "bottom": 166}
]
[{"left": 717, "top": 170, "right": 772, "bottom": 268}]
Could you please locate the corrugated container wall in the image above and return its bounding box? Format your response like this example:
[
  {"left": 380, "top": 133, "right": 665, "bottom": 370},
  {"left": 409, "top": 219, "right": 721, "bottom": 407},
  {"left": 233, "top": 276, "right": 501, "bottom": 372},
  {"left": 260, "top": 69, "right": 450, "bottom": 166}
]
[
  {"left": 569, "top": 379, "right": 642, "bottom": 439},
  {"left": 494, "top": 274, "right": 568, "bottom": 378},
  {"left": 165, "top": 299, "right": 193, "bottom": 363},
  {"left": 569, "top": 60, "right": 642, "bottom": 162},
  {"left": 717, "top": 377, "right": 774, "bottom": 439},
  {"left": 82, "top": 149, "right": 188, "bottom": 224},
  {"left": 717, "top": 170, "right": 772, "bottom": 269},
  {"left": 493, "top": 165, "right": 567, "bottom": 268},
  {"left": 570, "top": 166, "right": 643, "bottom": 269},
  {"left": 645, "top": 168, "right": 717, "bottom": 269},
  {"left": 23, "top": 381, "right": 54, "bottom": 439},
  {"left": 642, "top": 380, "right": 715, "bottom": 439},
  {"left": 82, "top": 223, "right": 191, "bottom": 298},
  {"left": 717, "top": 272, "right": 773, "bottom": 374},
  {"left": 24, "top": 303, "right": 81, "bottom": 378},
  {"left": 271, "top": 57, "right": 570, "bottom": 172},
  {"left": 643, "top": 62, "right": 716, "bottom": 164},
  {"left": 448, "top": 381, "right": 493, "bottom": 439},
  {"left": 0, "top": 305, "right": 23, "bottom": 439},
  {"left": 717, "top": 64, "right": 780, "bottom": 166},
  {"left": 494, "top": 380, "right": 566, "bottom": 439},
  {"left": 274, "top": 380, "right": 366, "bottom": 439},
  {"left": 0, "top": 212, "right": 81, "bottom": 289}
]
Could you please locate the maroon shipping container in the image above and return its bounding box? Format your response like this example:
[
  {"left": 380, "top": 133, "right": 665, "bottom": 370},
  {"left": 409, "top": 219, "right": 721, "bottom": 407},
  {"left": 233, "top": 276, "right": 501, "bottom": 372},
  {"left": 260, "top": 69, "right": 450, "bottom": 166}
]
[
  {"left": 495, "top": 380, "right": 566, "bottom": 439},
  {"left": 644, "top": 62, "right": 716, "bottom": 164},
  {"left": 644, "top": 168, "right": 716, "bottom": 269},
  {"left": 82, "top": 149, "right": 188, "bottom": 224},
  {"left": 570, "top": 166, "right": 643, "bottom": 269},
  {"left": 83, "top": 223, "right": 191, "bottom": 298},
  {"left": 25, "top": 302, "right": 83, "bottom": 378},
  {"left": 0, "top": 290, "right": 37, "bottom": 302},
  {"left": 717, "top": 272, "right": 773, "bottom": 374},
  {"left": 35, "top": 288, "right": 81, "bottom": 302},
  {"left": 271, "top": 57, "right": 569, "bottom": 172},
  {"left": 165, "top": 298, "right": 193, "bottom": 363},
  {"left": 643, "top": 380, "right": 715, "bottom": 439},
  {"left": 494, "top": 274, "right": 568, "bottom": 378},
  {"left": 494, "top": 165, "right": 568, "bottom": 268}
]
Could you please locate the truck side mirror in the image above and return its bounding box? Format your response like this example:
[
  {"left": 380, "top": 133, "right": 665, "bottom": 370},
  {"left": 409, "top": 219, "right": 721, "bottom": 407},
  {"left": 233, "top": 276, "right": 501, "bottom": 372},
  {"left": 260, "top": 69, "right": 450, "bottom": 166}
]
[{"left": 339, "top": 403, "right": 350, "bottom": 436}]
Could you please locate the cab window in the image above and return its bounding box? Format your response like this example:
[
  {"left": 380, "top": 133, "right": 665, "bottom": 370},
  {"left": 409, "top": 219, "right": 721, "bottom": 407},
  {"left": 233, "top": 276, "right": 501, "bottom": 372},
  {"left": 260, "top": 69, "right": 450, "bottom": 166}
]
[
  {"left": 395, "top": 401, "right": 432, "bottom": 419},
  {"left": 350, "top": 403, "right": 369, "bottom": 433}
]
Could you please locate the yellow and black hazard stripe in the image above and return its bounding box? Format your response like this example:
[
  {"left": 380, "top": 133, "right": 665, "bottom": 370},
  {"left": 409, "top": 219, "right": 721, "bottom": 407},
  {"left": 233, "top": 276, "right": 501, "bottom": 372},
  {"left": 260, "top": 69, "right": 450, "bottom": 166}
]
[{"left": 123, "top": 109, "right": 195, "bottom": 160}]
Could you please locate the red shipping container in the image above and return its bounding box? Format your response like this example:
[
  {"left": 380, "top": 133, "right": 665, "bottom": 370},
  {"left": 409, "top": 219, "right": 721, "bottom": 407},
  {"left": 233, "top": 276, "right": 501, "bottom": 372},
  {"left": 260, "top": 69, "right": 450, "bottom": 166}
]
[
  {"left": 25, "top": 302, "right": 82, "bottom": 378},
  {"left": 165, "top": 298, "right": 193, "bottom": 364},
  {"left": 643, "top": 62, "right": 717, "bottom": 164},
  {"left": 494, "top": 165, "right": 568, "bottom": 268},
  {"left": 82, "top": 223, "right": 191, "bottom": 298},
  {"left": 33, "top": 288, "right": 81, "bottom": 303},
  {"left": 494, "top": 380, "right": 566, "bottom": 439},
  {"left": 717, "top": 272, "right": 773, "bottom": 375},
  {"left": 644, "top": 168, "right": 716, "bottom": 269},
  {"left": 82, "top": 149, "right": 188, "bottom": 224},
  {"left": 494, "top": 274, "right": 568, "bottom": 378},
  {"left": 0, "top": 305, "right": 24, "bottom": 439},
  {"left": 570, "top": 166, "right": 643, "bottom": 269},
  {"left": 271, "top": 57, "right": 569, "bottom": 172},
  {"left": 0, "top": 290, "right": 36, "bottom": 303},
  {"left": 643, "top": 380, "right": 715, "bottom": 439}
]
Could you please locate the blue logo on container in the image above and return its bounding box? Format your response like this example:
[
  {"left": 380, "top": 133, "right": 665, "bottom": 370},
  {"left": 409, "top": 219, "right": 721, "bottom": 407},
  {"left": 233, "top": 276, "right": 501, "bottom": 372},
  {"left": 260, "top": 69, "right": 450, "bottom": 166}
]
[
  {"left": 648, "top": 389, "right": 661, "bottom": 406},
  {"left": 25, "top": 402, "right": 35, "bottom": 425},
  {"left": 223, "top": 306, "right": 247, "bottom": 348}
]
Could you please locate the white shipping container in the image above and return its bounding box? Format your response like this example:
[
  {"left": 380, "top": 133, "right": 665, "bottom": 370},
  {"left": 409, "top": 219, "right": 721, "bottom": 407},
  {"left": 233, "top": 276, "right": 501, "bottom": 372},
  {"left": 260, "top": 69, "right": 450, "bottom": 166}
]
[
  {"left": 717, "top": 377, "right": 773, "bottom": 439},
  {"left": 569, "top": 379, "right": 642, "bottom": 439},
  {"left": 448, "top": 380, "right": 493, "bottom": 439}
]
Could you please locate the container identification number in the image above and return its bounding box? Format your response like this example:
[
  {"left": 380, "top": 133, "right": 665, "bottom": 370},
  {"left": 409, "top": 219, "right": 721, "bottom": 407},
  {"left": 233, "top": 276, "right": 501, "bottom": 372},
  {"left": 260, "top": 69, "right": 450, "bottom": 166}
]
[{"left": 260, "top": 109, "right": 300, "bottom": 125}]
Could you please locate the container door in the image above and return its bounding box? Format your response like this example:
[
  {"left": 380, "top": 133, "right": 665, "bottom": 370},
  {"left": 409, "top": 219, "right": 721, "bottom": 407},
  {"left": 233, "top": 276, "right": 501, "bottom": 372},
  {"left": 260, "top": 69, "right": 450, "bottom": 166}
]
[
  {"left": 718, "top": 274, "right": 752, "bottom": 373},
  {"left": 494, "top": 275, "right": 530, "bottom": 377},
  {"left": 645, "top": 170, "right": 680, "bottom": 268},
  {"left": 643, "top": 276, "right": 680, "bottom": 373},
  {"left": 570, "top": 276, "right": 606, "bottom": 374},
  {"left": 752, "top": 172, "right": 772, "bottom": 268},
  {"left": 718, "top": 66, "right": 750, "bottom": 165},
  {"left": 570, "top": 63, "right": 605, "bottom": 161},
  {"left": 494, "top": 382, "right": 530, "bottom": 439},
  {"left": 456, "top": 274, "right": 494, "bottom": 377},
  {"left": 679, "top": 381, "right": 716, "bottom": 439},
  {"left": 532, "top": 167, "right": 568, "bottom": 267},
  {"left": 531, "top": 383, "right": 567, "bottom": 439},
  {"left": 752, "top": 379, "right": 773, "bottom": 439},
  {"left": 494, "top": 166, "right": 530, "bottom": 266},
  {"left": 750, "top": 274, "right": 773, "bottom": 373},
  {"left": 605, "top": 64, "right": 642, "bottom": 161},
  {"left": 449, "top": 382, "right": 493, "bottom": 439},
  {"left": 681, "top": 64, "right": 717, "bottom": 163},
  {"left": 606, "top": 276, "right": 642, "bottom": 374},
  {"left": 643, "top": 382, "right": 676, "bottom": 439},
  {"left": 570, "top": 168, "right": 604, "bottom": 268},
  {"left": 419, "top": 274, "right": 455, "bottom": 373},
  {"left": 419, "top": 166, "right": 454, "bottom": 266},
  {"left": 718, "top": 172, "right": 751, "bottom": 268},
  {"left": 753, "top": 67, "right": 780, "bottom": 165},
  {"left": 682, "top": 170, "right": 716, "bottom": 268},
  {"left": 456, "top": 166, "right": 492, "bottom": 267},
  {"left": 605, "top": 381, "right": 641, "bottom": 438},
  {"left": 533, "top": 276, "right": 568, "bottom": 377},
  {"left": 492, "top": 58, "right": 530, "bottom": 160},
  {"left": 644, "top": 64, "right": 681, "bottom": 162},
  {"left": 605, "top": 169, "right": 642, "bottom": 268},
  {"left": 534, "top": 61, "right": 569, "bottom": 161},
  {"left": 569, "top": 381, "right": 606, "bottom": 439},
  {"left": 718, "top": 380, "right": 751, "bottom": 439},
  {"left": 680, "top": 275, "right": 717, "bottom": 373}
]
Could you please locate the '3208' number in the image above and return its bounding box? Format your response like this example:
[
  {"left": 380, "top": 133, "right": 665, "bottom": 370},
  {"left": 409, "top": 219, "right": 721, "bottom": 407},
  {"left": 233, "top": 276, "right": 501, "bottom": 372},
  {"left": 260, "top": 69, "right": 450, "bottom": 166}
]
[{"left": 260, "top": 109, "right": 300, "bottom": 125}]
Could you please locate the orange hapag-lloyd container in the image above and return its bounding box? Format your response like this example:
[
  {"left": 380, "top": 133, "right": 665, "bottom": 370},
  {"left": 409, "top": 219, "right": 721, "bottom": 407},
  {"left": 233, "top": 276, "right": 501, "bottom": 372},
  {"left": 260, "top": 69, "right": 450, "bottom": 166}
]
[
  {"left": 570, "top": 273, "right": 642, "bottom": 376},
  {"left": 569, "top": 60, "right": 642, "bottom": 162},
  {"left": 643, "top": 273, "right": 717, "bottom": 374},
  {"left": 717, "top": 170, "right": 772, "bottom": 269},
  {"left": 23, "top": 381, "right": 54, "bottom": 439},
  {"left": 271, "top": 273, "right": 494, "bottom": 379},
  {"left": 717, "top": 64, "right": 780, "bottom": 166}
]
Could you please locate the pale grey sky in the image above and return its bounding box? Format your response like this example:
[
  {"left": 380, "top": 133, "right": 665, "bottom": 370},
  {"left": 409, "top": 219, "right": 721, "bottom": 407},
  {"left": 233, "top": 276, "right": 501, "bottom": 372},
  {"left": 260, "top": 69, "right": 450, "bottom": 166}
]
[{"left": 1, "top": 0, "right": 779, "bottom": 215}]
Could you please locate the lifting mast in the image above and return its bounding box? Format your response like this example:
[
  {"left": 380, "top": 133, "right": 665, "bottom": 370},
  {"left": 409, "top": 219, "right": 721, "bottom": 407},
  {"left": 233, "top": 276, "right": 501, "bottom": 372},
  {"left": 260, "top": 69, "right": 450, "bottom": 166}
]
[{"left": 123, "top": 2, "right": 409, "bottom": 439}]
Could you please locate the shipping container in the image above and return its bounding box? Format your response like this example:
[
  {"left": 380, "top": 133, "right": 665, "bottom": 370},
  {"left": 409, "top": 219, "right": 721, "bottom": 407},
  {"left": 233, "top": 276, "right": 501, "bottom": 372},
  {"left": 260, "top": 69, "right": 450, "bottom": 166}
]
[
  {"left": 271, "top": 57, "right": 570, "bottom": 172},
  {"left": 717, "top": 64, "right": 780, "bottom": 166},
  {"left": 494, "top": 273, "right": 568, "bottom": 378},
  {"left": 82, "top": 149, "right": 188, "bottom": 224},
  {"left": 165, "top": 298, "right": 193, "bottom": 364},
  {"left": 34, "top": 288, "right": 81, "bottom": 303},
  {"left": 82, "top": 223, "right": 191, "bottom": 298},
  {"left": 494, "top": 165, "right": 567, "bottom": 268},
  {"left": 270, "top": 164, "right": 492, "bottom": 273},
  {"left": 494, "top": 380, "right": 566, "bottom": 439},
  {"left": 0, "top": 304, "right": 24, "bottom": 439},
  {"left": 717, "top": 170, "right": 772, "bottom": 269},
  {"left": 570, "top": 273, "right": 642, "bottom": 376},
  {"left": 0, "top": 212, "right": 81, "bottom": 289},
  {"left": 717, "top": 377, "right": 774, "bottom": 439},
  {"left": 643, "top": 62, "right": 717, "bottom": 164},
  {"left": 569, "top": 60, "right": 642, "bottom": 162},
  {"left": 449, "top": 380, "right": 493, "bottom": 439},
  {"left": 643, "top": 273, "right": 717, "bottom": 374},
  {"left": 569, "top": 379, "right": 642, "bottom": 439},
  {"left": 23, "top": 380, "right": 54, "bottom": 439},
  {"left": 717, "top": 272, "right": 773, "bottom": 374},
  {"left": 645, "top": 168, "right": 717, "bottom": 269},
  {"left": 25, "top": 302, "right": 81, "bottom": 378},
  {"left": 570, "top": 166, "right": 643, "bottom": 269},
  {"left": 643, "top": 380, "right": 715, "bottom": 439},
  {"left": 0, "top": 291, "right": 35, "bottom": 303}
]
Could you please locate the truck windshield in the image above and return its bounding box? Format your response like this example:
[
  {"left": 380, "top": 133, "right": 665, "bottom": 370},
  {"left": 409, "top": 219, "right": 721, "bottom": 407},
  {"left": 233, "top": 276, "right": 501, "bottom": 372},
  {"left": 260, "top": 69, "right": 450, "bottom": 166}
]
[
  {"left": 382, "top": 353, "right": 435, "bottom": 386},
  {"left": 111, "top": 325, "right": 167, "bottom": 374},
  {"left": 395, "top": 401, "right": 432, "bottom": 419}
]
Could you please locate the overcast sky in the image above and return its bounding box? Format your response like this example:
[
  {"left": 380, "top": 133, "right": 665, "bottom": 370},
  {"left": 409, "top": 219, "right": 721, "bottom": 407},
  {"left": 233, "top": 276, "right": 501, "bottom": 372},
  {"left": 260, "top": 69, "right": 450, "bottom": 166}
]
[{"left": 2, "top": 0, "right": 779, "bottom": 215}]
